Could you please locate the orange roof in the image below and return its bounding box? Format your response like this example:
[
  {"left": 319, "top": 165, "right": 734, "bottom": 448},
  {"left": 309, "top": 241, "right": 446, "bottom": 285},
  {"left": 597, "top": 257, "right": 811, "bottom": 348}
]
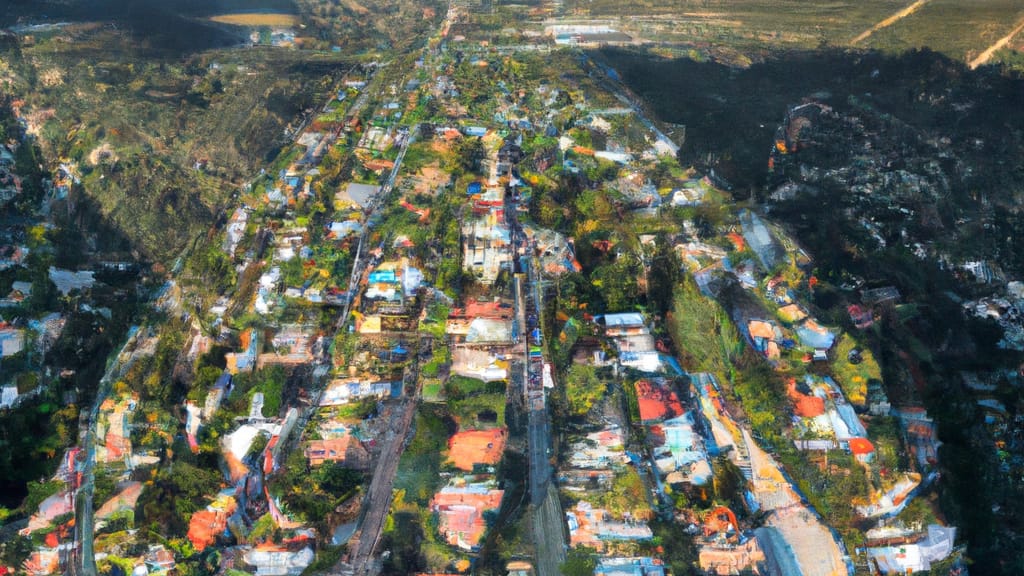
[
  {"left": 364, "top": 158, "right": 395, "bottom": 171},
  {"left": 787, "top": 380, "right": 825, "bottom": 418},
  {"left": 635, "top": 380, "right": 683, "bottom": 423},
  {"left": 748, "top": 320, "right": 776, "bottom": 340},
  {"left": 727, "top": 232, "right": 746, "bottom": 251},
  {"left": 188, "top": 508, "right": 232, "bottom": 551},
  {"left": 447, "top": 429, "right": 506, "bottom": 471},
  {"left": 239, "top": 328, "right": 254, "bottom": 351},
  {"left": 305, "top": 437, "right": 358, "bottom": 464},
  {"left": 451, "top": 300, "right": 511, "bottom": 319},
  {"left": 431, "top": 489, "right": 504, "bottom": 547},
  {"left": 848, "top": 437, "right": 875, "bottom": 455}
]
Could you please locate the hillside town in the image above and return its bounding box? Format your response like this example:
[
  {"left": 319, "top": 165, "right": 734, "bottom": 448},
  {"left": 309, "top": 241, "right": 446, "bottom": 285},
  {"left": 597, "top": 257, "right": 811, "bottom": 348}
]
[{"left": 7, "top": 2, "right": 1015, "bottom": 576}]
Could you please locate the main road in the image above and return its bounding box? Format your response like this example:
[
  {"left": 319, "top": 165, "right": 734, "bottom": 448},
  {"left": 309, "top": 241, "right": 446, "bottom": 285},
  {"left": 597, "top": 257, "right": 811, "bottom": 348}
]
[{"left": 507, "top": 188, "right": 566, "bottom": 576}]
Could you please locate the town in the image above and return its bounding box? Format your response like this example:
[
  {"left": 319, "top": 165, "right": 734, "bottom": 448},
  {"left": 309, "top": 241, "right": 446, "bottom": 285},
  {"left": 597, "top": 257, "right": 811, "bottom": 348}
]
[{"left": 6, "top": 1, "right": 1024, "bottom": 576}]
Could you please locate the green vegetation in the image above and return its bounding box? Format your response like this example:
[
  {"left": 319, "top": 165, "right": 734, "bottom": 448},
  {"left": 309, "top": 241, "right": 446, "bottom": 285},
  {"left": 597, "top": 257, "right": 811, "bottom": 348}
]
[
  {"left": 562, "top": 364, "right": 607, "bottom": 417},
  {"left": 395, "top": 405, "right": 451, "bottom": 505},
  {"left": 448, "top": 392, "right": 506, "bottom": 430},
  {"left": 593, "top": 468, "right": 648, "bottom": 517},
  {"left": 268, "top": 449, "right": 363, "bottom": 537},
  {"left": 445, "top": 375, "right": 504, "bottom": 399},
  {"left": 667, "top": 277, "right": 741, "bottom": 377},
  {"left": 561, "top": 546, "right": 598, "bottom": 576},
  {"left": 777, "top": 449, "right": 872, "bottom": 550},
  {"left": 645, "top": 520, "right": 700, "bottom": 576},
  {"left": 832, "top": 334, "right": 879, "bottom": 407},
  {"left": 137, "top": 461, "right": 223, "bottom": 537}
]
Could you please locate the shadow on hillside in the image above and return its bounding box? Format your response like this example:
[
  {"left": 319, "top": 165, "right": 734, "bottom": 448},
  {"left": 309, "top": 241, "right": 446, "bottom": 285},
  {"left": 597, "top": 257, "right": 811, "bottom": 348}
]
[{"left": 597, "top": 47, "right": 1024, "bottom": 199}]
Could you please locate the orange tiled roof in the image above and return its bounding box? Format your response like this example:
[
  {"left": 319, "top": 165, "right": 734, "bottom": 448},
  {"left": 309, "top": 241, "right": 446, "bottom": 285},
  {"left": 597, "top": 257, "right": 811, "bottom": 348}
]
[{"left": 635, "top": 380, "right": 683, "bottom": 423}]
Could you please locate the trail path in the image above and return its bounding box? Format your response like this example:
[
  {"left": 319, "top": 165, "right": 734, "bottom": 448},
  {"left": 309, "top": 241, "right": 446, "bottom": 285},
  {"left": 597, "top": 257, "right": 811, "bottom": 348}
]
[
  {"left": 851, "top": 0, "right": 933, "bottom": 44},
  {"left": 969, "top": 16, "right": 1024, "bottom": 69}
]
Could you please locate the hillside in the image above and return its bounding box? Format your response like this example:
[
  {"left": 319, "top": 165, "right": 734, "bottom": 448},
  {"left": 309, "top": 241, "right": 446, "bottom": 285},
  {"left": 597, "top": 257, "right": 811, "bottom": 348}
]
[{"left": 0, "top": 0, "right": 443, "bottom": 265}]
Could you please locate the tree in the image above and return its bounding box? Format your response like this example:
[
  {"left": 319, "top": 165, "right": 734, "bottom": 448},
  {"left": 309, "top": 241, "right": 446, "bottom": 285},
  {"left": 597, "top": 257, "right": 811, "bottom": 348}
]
[
  {"left": 560, "top": 546, "right": 597, "bottom": 576},
  {"left": 453, "top": 137, "right": 486, "bottom": 175},
  {"left": 563, "top": 364, "right": 605, "bottom": 417},
  {"left": 248, "top": 513, "right": 278, "bottom": 544},
  {"left": 137, "top": 462, "right": 222, "bottom": 537},
  {"left": 22, "top": 479, "right": 63, "bottom": 515},
  {"left": 647, "top": 236, "right": 681, "bottom": 315},
  {"left": 712, "top": 456, "right": 748, "bottom": 512}
]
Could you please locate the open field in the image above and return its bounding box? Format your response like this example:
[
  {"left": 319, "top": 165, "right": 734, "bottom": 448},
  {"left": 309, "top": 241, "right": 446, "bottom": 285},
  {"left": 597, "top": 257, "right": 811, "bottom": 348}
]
[
  {"left": 209, "top": 13, "right": 300, "bottom": 27},
  {"left": 864, "top": 0, "right": 1024, "bottom": 62},
  {"left": 562, "top": 0, "right": 1024, "bottom": 66}
]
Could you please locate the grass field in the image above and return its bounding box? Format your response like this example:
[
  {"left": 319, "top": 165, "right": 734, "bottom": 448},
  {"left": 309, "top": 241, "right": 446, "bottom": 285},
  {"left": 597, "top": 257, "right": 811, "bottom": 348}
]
[
  {"left": 209, "top": 13, "right": 300, "bottom": 27},
  {"left": 863, "top": 0, "right": 1024, "bottom": 63},
  {"left": 565, "top": 0, "right": 1024, "bottom": 66}
]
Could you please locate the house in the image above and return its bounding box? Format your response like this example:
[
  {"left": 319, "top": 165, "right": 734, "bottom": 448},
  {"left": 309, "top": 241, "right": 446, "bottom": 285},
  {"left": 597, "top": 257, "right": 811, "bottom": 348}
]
[
  {"left": 795, "top": 319, "right": 836, "bottom": 351},
  {"left": 0, "top": 327, "right": 25, "bottom": 357},
  {"left": 595, "top": 557, "right": 666, "bottom": 576},
  {"left": 596, "top": 313, "right": 646, "bottom": 337},
  {"left": 243, "top": 545, "right": 315, "bottom": 576},
  {"left": 96, "top": 481, "right": 144, "bottom": 521},
  {"left": 304, "top": 436, "right": 370, "bottom": 469},
  {"left": 747, "top": 319, "right": 784, "bottom": 359},
  {"left": 596, "top": 313, "right": 661, "bottom": 372},
  {"left": 738, "top": 210, "right": 783, "bottom": 270},
  {"left": 328, "top": 220, "right": 361, "bottom": 239},
  {"left": 698, "top": 538, "right": 765, "bottom": 576},
  {"left": 319, "top": 377, "right": 394, "bottom": 406},
  {"left": 498, "top": 139, "right": 524, "bottom": 165},
  {"left": 635, "top": 380, "right": 684, "bottom": 424},
  {"left": 22, "top": 549, "right": 59, "bottom": 576},
  {"left": 451, "top": 347, "right": 508, "bottom": 382},
  {"left": 866, "top": 525, "right": 956, "bottom": 574},
  {"left": 29, "top": 312, "right": 65, "bottom": 352},
  {"left": 48, "top": 267, "right": 95, "bottom": 295},
  {"left": 595, "top": 151, "right": 631, "bottom": 164},
  {"left": 204, "top": 372, "right": 232, "bottom": 418},
  {"left": 187, "top": 496, "right": 237, "bottom": 551},
  {"left": 566, "top": 501, "right": 653, "bottom": 550},
  {"left": 847, "top": 304, "right": 874, "bottom": 329},
  {"left": 862, "top": 286, "right": 901, "bottom": 307},
  {"left": 569, "top": 426, "right": 628, "bottom": 469},
  {"left": 1, "top": 385, "right": 18, "bottom": 408},
  {"left": 226, "top": 328, "right": 258, "bottom": 374},
  {"left": 670, "top": 185, "right": 705, "bottom": 207},
  {"left": 848, "top": 437, "right": 876, "bottom": 463},
  {"left": 21, "top": 491, "right": 73, "bottom": 535},
  {"left": 431, "top": 481, "right": 504, "bottom": 550},
  {"left": 223, "top": 207, "right": 248, "bottom": 257},
  {"left": 462, "top": 215, "right": 512, "bottom": 284},
  {"left": 6, "top": 280, "right": 32, "bottom": 302},
  {"left": 653, "top": 414, "right": 712, "bottom": 486},
  {"left": 144, "top": 545, "right": 176, "bottom": 573}
]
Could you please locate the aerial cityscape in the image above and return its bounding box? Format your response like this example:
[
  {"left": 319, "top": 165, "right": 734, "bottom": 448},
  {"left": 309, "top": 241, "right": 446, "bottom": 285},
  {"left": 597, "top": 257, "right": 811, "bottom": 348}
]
[{"left": 1, "top": 1, "right": 1023, "bottom": 575}]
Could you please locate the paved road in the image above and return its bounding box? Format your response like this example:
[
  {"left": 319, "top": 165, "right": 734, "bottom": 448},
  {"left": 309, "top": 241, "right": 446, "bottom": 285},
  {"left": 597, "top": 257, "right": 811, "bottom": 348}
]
[
  {"left": 534, "top": 484, "right": 567, "bottom": 576},
  {"left": 509, "top": 198, "right": 566, "bottom": 575},
  {"left": 335, "top": 395, "right": 418, "bottom": 576},
  {"left": 75, "top": 326, "right": 146, "bottom": 576}
]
